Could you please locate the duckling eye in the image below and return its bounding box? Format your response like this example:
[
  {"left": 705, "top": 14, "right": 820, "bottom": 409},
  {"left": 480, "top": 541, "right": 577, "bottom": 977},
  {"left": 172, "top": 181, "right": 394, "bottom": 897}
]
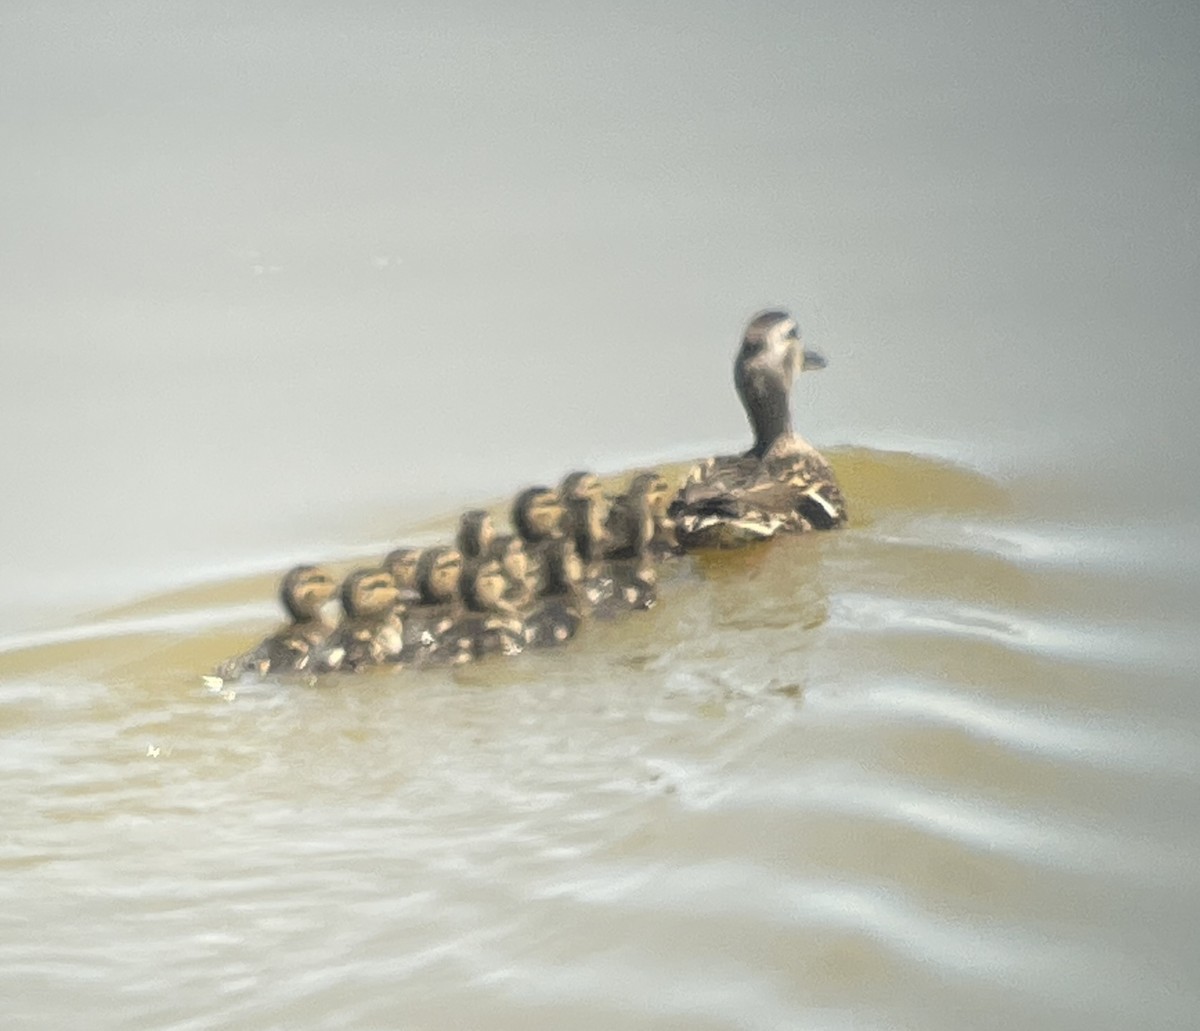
[{"left": 785, "top": 325, "right": 799, "bottom": 339}]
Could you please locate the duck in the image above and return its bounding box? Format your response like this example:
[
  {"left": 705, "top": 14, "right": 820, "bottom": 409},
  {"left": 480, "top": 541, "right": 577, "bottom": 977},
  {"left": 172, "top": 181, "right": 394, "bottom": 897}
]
[
  {"left": 605, "top": 470, "right": 678, "bottom": 559},
  {"left": 511, "top": 485, "right": 566, "bottom": 591},
  {"left": 456, "top": 509, "right": 496, "bottom": 562},
  {"left": 399, "top": 546, "right": 465, "bottom": 663},
  {"left": 382, "top": 546, "right": 424, "bottom": 604},
  {"left": 441, "top": 557, "right": 527, "bottom": 662},
  {"left": 572, "top": 491, "right": 657, "bottom": 613},
  {"left": 490, "top": 533, "right": 538, "bottom": 610},
  {"left": 668, "top": 309, "right": 847, "bottom": 548},
  {"left": 214, "top": 564, "right": 338, "bottom": 680},
  {"left": 523, "top": 538, "right": 588, "bottom": 647},
  {"left": 559, "top": 470, "right": 609, "bottom": 537},
  {"left": 315, "top": 568, "right": 403, "bottom": 672}
]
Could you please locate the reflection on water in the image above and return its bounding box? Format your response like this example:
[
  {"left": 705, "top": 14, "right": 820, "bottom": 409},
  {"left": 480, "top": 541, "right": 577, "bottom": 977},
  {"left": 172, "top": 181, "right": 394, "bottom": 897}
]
[{"left": 2, "top": 449, "right": 1197, "bottom": 1031}]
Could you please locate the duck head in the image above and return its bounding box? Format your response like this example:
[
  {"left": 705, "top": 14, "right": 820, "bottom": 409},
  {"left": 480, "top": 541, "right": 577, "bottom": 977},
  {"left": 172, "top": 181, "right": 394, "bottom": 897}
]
[
  {"left": 559, "top": 471, "right": 604, "bottom": 506},
  {"left": 626, "top": 471, "right": 672, "bottom": 522},
  {"left": 512, "top": 486, "right": 565, "bottom": 544},
  {"left": 491, "top": 534, "right": 532, "bottom": 585},
  {"left": 561, "top": 472, "right": 609, "bottom": 559},
  {"left": 279, "top": 565, "right": 338, "bottom": 622},
  {"left": 734, "top": 309, "right": 826, "bottom": 459},
  {"left": 416, "top": 546, "right": 464, "bottom": 605},
  {"left": 340, "top": 568, "right": 401, "bottom": 619},
  {"left": 456, "top": 509, "right": 496, "bottom": 561},
  {"left": 461, "top": 558, "right": 513, "bottom": 614},
  {"left": 383, "top": 547, "right": 424, "bottom": 594}
]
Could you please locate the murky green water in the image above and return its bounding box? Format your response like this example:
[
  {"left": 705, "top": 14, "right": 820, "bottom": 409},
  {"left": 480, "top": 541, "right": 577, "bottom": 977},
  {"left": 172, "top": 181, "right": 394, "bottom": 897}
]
[{"left": 3, "top": 2, "right": 1199, "bottom": 1029}]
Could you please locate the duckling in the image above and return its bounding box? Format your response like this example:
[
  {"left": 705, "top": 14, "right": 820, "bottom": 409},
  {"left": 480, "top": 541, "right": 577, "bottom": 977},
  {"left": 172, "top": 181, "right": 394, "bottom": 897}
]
[
  {"left": 559, "top": 470, "right": 609, "bottom": 540},
  {"left": 441, "top": 558, "right": 526, "bottom": 662},
  {"left": 523, "top": 538, "right": 588, "bottom": 648},
  {"left": 382, "top": 546, "right": 424, "bottom": 604},
  {"left": 605, "top": 470, "right": 678, "bottom": 559},
  {"left": 511, "top": 485, "right": 566, "bottom": 591},
  {"left": 214, "top": 564, "right": 338, "bottom": 680},
  {"left": 490, "top": 533, "right": 538, "bottom": 610},
  {"left": 577, "top": 491, "right": 657, "bottom": 613},
  {"left": 560, "top": 470, "right": 604, "bottom": 503},
  {"left": 456, "top": 509, "right": 496, "bottom": 562},
  {"left": 315, "top": 568, "right": 403, "bottom": 672},
  {"left": 400, "top": 546, "right": 465, "bottom": 663},
  {"left": 668, "top": 309, "right": 847, "bottom": 548},
  {"left": 562, "top": 469, "right": 620, "bottom": 561}
]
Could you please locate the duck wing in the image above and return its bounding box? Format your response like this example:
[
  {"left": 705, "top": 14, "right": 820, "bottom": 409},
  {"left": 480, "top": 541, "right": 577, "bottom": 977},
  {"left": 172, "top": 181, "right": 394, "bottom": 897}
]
[{"left": 669, "top": 451, "right": 846, "bottom": 548}]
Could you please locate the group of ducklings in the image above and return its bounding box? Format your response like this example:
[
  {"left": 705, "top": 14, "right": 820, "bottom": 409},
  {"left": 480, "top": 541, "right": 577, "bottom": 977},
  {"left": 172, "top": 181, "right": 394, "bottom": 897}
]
[
  {"left": 216, "top": 470, "right": 678, "bottom": 679},
  {"left": 215, "top": 308, "right": 850, "bottom": 681}
]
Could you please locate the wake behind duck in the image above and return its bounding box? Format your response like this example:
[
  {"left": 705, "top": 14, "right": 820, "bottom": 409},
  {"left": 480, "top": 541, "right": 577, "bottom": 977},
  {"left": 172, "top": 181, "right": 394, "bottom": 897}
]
[{"left": 213, "top": 309, "right": 846, "bottom": 680}]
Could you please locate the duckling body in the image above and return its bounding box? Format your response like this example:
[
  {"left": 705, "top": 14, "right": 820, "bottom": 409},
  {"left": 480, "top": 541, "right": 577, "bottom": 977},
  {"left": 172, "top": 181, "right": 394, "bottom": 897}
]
[
  {"left": 441, "top": 558, "right": 526, "bottom": 662},
  {"left": 607, "top": 558, "right": 657, "bottom": 612},
  {"left": 669, "top": 310, "right": 846, "bottom": 548},
  {"left": 491, "top": 534, "right": 538, "bottom": 610},
  {"left": 316, "top": 569, "right": 403, "bottom": 672},
  {"left": 571, "top": 492, "right": 657, "bottom": 615},
  {"left": 399, "top": 546, "right": 465, "bottom": 664},
  {"left": 215, "top": 565, "right": 337, "bottom": 679},
  {"left": 383, "top": 546, "right": 425, "bottom": 606},
  {"left": 523, "top": 539, "right": 587, "bottom": 647},
  {"left": 605, "top": 471, "right": 678, "bottom": 560},
  {"left": 512, "top": 486, "right": 566, "bottom": 594}
]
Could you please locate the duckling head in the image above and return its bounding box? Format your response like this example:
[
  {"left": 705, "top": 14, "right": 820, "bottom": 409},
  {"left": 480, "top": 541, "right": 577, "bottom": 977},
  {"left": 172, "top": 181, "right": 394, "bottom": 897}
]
[
  {"left": 383, "top": 547, "right": 424, "bottom": 594},
  {"left": 490, "top": 534, "right": 531, "bottom": 585},
  {"left": 626, "top": 471, "right": 672, "bottom": 521},
  {"left": 559, "top": 471, "right": 604, "bottom": 504},
  {"left": 279, "top": 565, "right": 338, "bottom": 622},
  {"left": 341, "top": 568, "right": 400, "bottom": 619},
  {"left": 734, "top": 309, "right": 826, "bottom": 459},
  {"left": 461, "top": 558, "right": 512, "bottom": 613},
  {"left": 456, "top": 509, "right": 496, "bottom": 561},
  {"left": 416, "top": 546, "right": 464, "bottom": 605},
  {"left": 512, "top": 486, "right": 565, "bottom": 544}
]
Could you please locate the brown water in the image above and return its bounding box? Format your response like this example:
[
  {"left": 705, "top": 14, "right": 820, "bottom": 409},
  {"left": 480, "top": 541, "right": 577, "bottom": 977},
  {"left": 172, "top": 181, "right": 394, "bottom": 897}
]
[{"left": 3, "top": 3, "right": 1200, "bottom": 1029}]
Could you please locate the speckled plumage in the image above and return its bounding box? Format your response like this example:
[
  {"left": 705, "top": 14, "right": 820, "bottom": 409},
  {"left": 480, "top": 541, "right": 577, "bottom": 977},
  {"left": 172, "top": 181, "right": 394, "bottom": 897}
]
[
  {"left": 214, "top": 565, "right": 337, "bottom": 680},
  {"left": 669, "top": 310, "right": 846, "bottom": 548},
  {"left": 316, "top": 568, "right": 403, "bottom": 672}
]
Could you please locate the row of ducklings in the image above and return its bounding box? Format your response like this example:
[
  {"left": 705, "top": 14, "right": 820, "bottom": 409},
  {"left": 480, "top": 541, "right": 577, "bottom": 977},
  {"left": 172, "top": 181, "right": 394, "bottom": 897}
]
[{"left": 216, "top": 470, "right": 677, "bottom": 679}]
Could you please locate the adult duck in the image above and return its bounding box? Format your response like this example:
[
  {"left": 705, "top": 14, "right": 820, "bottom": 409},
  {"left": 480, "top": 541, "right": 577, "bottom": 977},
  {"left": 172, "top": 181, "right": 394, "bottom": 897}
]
[{"left": 669, "top": 309, "right": 846, "bottom": 548}]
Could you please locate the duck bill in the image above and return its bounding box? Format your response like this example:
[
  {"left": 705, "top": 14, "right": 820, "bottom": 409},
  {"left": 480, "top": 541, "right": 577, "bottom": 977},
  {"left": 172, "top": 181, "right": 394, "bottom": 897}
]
[{"left": 801, "top": 348, "right": 827, "bottom": 371}]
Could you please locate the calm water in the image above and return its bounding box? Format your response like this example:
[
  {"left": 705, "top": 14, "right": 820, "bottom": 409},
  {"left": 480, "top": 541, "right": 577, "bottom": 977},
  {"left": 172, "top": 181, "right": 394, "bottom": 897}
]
[{"left": 3, "top": 3, "right": 1199, "bottom": 1030}]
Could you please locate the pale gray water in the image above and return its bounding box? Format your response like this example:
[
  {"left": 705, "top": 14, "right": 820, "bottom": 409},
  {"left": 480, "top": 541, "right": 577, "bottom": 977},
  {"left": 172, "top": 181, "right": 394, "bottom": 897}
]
[{"left": 2, "top": 3, "right": 1199, "bottom": 1029}]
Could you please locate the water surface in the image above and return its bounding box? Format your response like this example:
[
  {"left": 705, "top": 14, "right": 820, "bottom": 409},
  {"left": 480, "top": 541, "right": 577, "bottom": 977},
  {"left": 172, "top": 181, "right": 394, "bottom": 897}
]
[{"left": 2, "top": 3, "right": 1199, "bottom": 1029}]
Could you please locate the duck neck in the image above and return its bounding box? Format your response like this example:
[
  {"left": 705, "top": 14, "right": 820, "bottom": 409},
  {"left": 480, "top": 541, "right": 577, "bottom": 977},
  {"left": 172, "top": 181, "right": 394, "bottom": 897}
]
[{"left": 739, "top": 373, "right": 794, "bottom": 459}]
